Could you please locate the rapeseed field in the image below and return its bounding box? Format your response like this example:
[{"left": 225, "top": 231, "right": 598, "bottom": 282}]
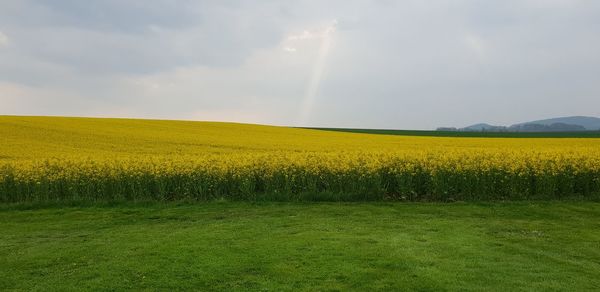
[{"left": 1, "top": 116, "right": 599, "bottom": 202}]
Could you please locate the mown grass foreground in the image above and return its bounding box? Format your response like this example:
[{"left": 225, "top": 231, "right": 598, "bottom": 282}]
[
  {"left": 1, "top": 202, "right": 599, "bottom": 291},
  {"left": 2, "top": 116, "right": 600, "bottom": 202}
]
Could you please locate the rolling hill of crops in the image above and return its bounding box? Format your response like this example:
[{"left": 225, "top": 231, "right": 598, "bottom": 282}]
[{"left": 1, "top": 116, "right": 600, "bottom": 202}]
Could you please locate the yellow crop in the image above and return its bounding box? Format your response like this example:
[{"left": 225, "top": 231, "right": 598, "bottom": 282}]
[{"left": 1, "top": 116, "right": 599, "bottom": 202}]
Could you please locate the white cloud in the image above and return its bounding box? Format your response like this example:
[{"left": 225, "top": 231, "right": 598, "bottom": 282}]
[
  {"left": 281, "top": 21, "right": 337, "bottom": 56},
  {"left": 288, "top": 30, "right": 314, "bottom": 41},
  {"left": 287, "top": 20, "right": 338, "bottom": 41},
  {"left": 464, "top": 34, "right": 486, "bottom": 60},
  {"left": 0, "top": 31, "right": 8, "bottom": 47},
  {"left": 191, "top": 109, "right": 273, "bottom": 125},
  {"left": 117, "top": 41, "right": 318, "bottom": 124},
  {"left": 0, "top": 82, "right": 94, "bottom": 116}
]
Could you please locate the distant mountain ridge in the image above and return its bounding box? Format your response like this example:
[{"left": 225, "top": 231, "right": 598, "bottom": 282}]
[
  {"left": 513, "top": 116, "right": 600, "bottom": 130},
  {"left": 437, "top": 116, "right": 600, "bottom": 132}
]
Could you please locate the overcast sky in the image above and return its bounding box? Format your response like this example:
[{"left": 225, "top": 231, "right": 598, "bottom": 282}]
[{"left": 1, "top": 0, "right": 599, "bottom": 129}]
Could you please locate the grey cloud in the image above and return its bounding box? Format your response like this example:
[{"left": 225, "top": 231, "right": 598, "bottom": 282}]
[
  {"left": 1, "top": 0, "right": 198, "bottom": 32},
  {"left": 0, "top": 1, "right": 290, "bottom": 76},
  {"left": 1, "top": 0, "right": 599, "bottom": 129}
]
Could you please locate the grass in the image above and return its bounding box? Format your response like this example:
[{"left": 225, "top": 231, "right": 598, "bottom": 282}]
[
  {"left": 309, "top": 127, "right": 600, "bottom": 138},
  {"left": 1, "top": 202, "right": 599, "bottom": 291}
]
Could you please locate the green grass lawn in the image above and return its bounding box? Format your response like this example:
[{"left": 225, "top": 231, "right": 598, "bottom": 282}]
[{"left": 1, "top": 202, "right": 599, "bottom": 291}]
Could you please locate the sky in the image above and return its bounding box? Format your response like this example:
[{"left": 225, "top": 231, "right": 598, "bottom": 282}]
[{"left": 1, "top": 0, "right": 599, "bottom": 129}]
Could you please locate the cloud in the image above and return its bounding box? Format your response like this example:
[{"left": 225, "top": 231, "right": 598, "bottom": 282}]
[
  {"left": 0, "top": 30, "right": 8, "bottom": 47},
  {"left": 464, "top": 34, "right": 486, "bottom": 61},
  {"left": 1, "top": 1, "right": 599, "bottom": 129},
  {"left": 117, "top": 40, "right": 317, "bottom": 124},
  {"left": 288, "top": 30, "right": 314, "bottom": 41},
  {"left": 191, "top": 109, "right": 274, "bottom": 125},
  {"left": 0, "top": 81, "right": 120, "bottom": 116},
  {"left": 287, "top": 20, "right": 337, "bottom": 41},
  {"left": 0, "top": 1, "right": 290, "bottom": 75}
]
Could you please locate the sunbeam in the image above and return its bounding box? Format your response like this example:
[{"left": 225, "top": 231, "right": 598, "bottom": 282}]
[{"left": 297, "top": 21, "right": 337, "bottom": 126}]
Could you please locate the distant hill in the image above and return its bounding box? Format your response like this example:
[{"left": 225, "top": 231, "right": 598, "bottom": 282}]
[
  {"left": 438, "top": 116, "right": 600, "bottom": 132},
  {"left": 508, "top": 123, "right": 586, "bottom": 132},
  {"left": 462, "top": 123, "right": 506, "bottom": 132},
  {"left": 512, "top": 116, "right": 600, "bottom": 131}
]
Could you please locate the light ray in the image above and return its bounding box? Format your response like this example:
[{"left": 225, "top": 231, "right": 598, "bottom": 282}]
[{"left": 297, "top": 21, "right": 336, "bottom": 126}]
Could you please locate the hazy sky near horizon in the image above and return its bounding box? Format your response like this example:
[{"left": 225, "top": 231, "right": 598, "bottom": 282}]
[{"left": 1, "top": 0, "right": 599, "bottom": 129}]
